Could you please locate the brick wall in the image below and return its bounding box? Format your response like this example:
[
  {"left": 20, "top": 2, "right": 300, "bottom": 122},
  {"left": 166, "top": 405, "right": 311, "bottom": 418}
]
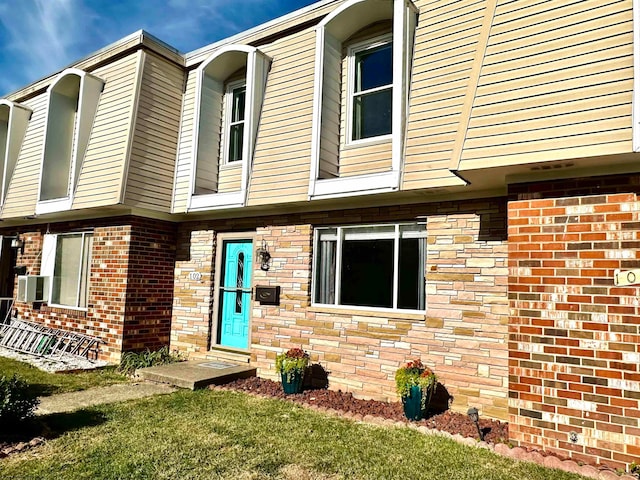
[
  {"left": 7, "top": 217, "right": 175, "bottom": 362},
  {"left": 122, "top": 219, "right": 177, "bottom": 352},
  {"left": 171, "top": 228, "right": 216, "bottom": 353},
  {"left": 172, "top": 199, "right": 509, "bottom": 418},
  {"left": 508, "top": 175, "right": 640, "bottom": 470}
]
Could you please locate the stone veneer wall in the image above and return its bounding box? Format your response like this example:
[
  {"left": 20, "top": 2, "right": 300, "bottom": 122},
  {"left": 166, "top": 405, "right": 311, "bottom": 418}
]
[
  {"left": 508, "top": 175, "right": 640, "bottom": 470},
  {"left": 9, "top": 217, "right": 175, "bottom": 362},
  {"left": 170, "top": 199, "right": 510, "bottom": 419}
]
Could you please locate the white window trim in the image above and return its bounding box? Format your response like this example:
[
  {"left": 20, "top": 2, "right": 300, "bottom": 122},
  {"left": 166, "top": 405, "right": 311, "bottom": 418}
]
[
  {"left": 0, "top": 100, "right": 31, "bottom": 206},
  {"left": 222, "top": 80, "right": 247, "bottom": 165},
  {"left": 308, "top": 0, "right": 417, "bottom": 200},
  {"left": 187, "top": 45, "right": 271, "bottom": 212},
  {"left": 35, "top": 68, "right": 104, "bottom": 215},
  {"left": 312, "top": 222, "right": 427, "bottom": 313},
  {"left": 346, "top": 34, "right": 394, "bottom": 146},
  {"left": 41, "top": 232, "right": 93, "bottom": 310}
]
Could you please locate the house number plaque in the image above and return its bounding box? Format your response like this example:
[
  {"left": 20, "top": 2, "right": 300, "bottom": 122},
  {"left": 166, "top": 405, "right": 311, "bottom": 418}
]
[
  {"left": 189, "top": 272, "right": 202, "bottom": 281},
  {"left": 614, "top": 269, "right": 640, "bottom": 287}
]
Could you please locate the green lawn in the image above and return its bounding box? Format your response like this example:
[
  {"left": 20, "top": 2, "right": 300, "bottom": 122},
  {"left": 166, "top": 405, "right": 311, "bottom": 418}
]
[
  {"left": 0, "top": 389, "right": 590, "bottom": 480},
  {"left": 0, "top": 356, "right": 128, "bottom": 396}
]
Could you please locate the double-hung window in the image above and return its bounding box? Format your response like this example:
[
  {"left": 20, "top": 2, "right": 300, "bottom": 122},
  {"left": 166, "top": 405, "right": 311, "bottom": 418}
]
[
  {"left": 225, "top": 82, "right": 246, "bottom": 163},
  {"left": 313, "top": 223, "right": 426, "bottom": 311},
  {"left": 349, "top": 36, "right": 393, "bottom": 142},
  {"left": 48, "top": 232, "right": 93, "bottom": 308}
]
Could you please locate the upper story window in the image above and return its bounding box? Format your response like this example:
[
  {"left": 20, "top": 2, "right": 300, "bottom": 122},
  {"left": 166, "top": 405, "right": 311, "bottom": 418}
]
[
  {"left": 350, "top": 36, "right": 393, "bottom": 142},
  {"left": 309, "top": 0, "right": 418, "bottom": 199},
  {"left": 42, "top": 231, "right": 93, "bottom": 309},
  {"left": 189, "top": 46, "right": 270, "bottom": 211},
  {"left": 0, "top": 100, "right": 31, "bottom": 206},
  {"left": 225, "top": 81, "right": 246, "bottom": 164},
  {"left": 36, "top": 69, "right": 104, "bottom": 215}
]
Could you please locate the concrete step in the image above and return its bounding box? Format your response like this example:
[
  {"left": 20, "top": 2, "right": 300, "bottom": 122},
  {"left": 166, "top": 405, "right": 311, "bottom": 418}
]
[{"left": 137, "top": 360, "right": 256, "bottom": 390}]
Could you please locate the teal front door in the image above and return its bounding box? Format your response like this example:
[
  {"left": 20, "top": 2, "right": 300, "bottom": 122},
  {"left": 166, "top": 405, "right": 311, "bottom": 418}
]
[{"left": 218, "top": 239, "right": 253, "bottom": 349}]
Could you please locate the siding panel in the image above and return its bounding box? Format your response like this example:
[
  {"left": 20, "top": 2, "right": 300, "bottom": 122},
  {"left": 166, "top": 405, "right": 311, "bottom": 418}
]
[{"left": 125, "top": 52, "right": 184, "bottom": 211}]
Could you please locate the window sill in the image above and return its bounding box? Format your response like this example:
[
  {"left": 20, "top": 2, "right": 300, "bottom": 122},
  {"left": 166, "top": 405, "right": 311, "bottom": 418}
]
[
  {"left": 309, "top": 304, "right": 426, "bottom": 322},
  {"left": 310, "top": 170, "right": 398, "bottom": 199},
  {"left": 41, "top": 304, "right": 88, "bottom": 317},
  {"left": 219, "top": 162, "right": 243, "bottom": 171},
  {"left": 189, "top": 191, "right": 245, "bottom": 211},
  {"left": 35, "top": 197, "right": 73, "bottom": 215},
  {"left": 343, "top": 135, "right": 392, "bottom": 150}
]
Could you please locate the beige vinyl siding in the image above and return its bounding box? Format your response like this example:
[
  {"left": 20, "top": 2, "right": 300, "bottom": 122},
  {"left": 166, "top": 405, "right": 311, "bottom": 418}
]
[
  {"left": 1, "top": 95, "right": 47, "bottom": 218},
  {"left": 317, "top": 34, "right": 341, "bottom": 179},
  {"left": 217, "top": 163, "right": 242, "bottom": 192},
  {"left": 72, "top": 52, "right": 139, "bottom": 209},
  {"left": 401, "top": 0, "right": 486, "bottom": 190},
  {"left": 457, "top": 0, "right": 633, "bottom": 170},
  {"left": 339, "top": 142, "right": 392, "bottom": 176},
  {"left": 125, "top": 51, "right": 184, "bottom": 211},
  {"left": 247, "top": 28, "right": 316, "bottom": 206},
  {"left": 172, "top": 71, "right": 197, "bottom": 213}
]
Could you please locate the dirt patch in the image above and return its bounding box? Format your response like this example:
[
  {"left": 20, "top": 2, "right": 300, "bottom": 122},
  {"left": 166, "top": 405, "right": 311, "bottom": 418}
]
[{"left": 221, "top": 377, "right": 508, "bottom": 444}]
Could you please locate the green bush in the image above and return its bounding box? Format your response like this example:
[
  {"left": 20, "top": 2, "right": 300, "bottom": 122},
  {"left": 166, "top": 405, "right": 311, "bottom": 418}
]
[
  {"left": 118, "top": 346, "right": 186, "bottom": 376},
  {"left": 0, "top": 374, "right": 39, "bottom": 426}
]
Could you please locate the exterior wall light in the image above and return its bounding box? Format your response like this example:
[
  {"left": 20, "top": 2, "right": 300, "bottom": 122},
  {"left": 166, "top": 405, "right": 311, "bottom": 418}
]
[
  {"left": 256, "top": 240, "right": 271, "bottom": 271},
  {"left": 10, "top": 236, "right": 24, "bottom": 253}
]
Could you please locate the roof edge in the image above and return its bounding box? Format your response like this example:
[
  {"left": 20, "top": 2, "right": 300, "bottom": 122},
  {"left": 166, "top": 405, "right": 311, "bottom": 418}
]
[{"left": 5, "top": 30, "right": 183, "bottom": 102}]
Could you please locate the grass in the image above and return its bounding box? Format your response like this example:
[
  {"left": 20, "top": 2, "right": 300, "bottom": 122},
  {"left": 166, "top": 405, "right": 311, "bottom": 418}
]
[
  {"left": 0, "top": 357, "right": 128, "bottom": 396},
  {"left": 0, "top": 389, "right": 591, "bottom": 480}
]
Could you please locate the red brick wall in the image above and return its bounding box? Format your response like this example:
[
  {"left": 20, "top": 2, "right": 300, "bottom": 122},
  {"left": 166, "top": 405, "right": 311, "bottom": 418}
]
[
  {"left": 5, "top": 217, "right": 176, "bottom": 362},
  {"left": 122, "top": 219, "right": 177, "bottom": 352},
  {"left": 508, "top": 175, "right": 640, "bottom": 470}
]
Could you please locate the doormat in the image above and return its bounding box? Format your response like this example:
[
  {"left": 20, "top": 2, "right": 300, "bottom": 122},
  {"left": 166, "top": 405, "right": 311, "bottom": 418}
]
[{"left": 198, "top": 361, "right": 236, "bottom": 369}]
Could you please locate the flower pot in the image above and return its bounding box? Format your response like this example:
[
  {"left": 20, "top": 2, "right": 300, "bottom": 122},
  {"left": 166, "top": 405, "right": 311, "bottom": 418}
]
[
  {"left": 281, "top": 371, "right": 304, "bottom": 394},
  {"left": 402, "top": 385, "right": 424, "bottom": 421}
]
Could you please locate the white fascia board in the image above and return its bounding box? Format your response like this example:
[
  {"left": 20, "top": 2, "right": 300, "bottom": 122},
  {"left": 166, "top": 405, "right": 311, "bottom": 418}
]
[
  {"left": 35, "top": 197, "right": 73, "bottom": 215},
  {"left": 188, "top": 191, "right": 245, "bottom": 211},
  {"left": 310, "top": 170, "right": 399, "bottom": 199},
  {"left": 309, "top": 24, "right": 326, "bottom": 198}
]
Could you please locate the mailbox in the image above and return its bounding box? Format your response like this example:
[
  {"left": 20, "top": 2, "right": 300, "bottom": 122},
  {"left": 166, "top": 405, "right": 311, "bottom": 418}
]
[{"left": 255, "top": 286, "right": 280, "bottom": 305}]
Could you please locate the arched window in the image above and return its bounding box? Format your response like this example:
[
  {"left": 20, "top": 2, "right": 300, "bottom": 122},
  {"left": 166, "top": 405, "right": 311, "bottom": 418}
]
[
  {"left": 309, "top": 0, "right": 417, "bottom": 199},
  {"left": 0, "top": 100, "right": 31, "bottom": 205},
  {"left": 189, "top": 45, "right": 270, "bottom": 211},
  {"left": 37, "top": 69, "right": 103, "bottom": 214}
]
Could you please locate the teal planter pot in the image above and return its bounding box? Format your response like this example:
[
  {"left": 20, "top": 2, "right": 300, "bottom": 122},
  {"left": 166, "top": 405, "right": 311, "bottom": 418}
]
[
  {"left": 402, "top": 385, "right": 424, "bottom": 421},
  {"left": 281, "top": 371, "right": 304, "bottom": 394}
]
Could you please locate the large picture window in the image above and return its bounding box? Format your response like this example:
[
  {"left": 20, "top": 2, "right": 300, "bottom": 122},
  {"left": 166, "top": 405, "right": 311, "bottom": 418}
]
[
  {"left": 313, "top": 223, "right": 426, "bottom": 311},
  {"left": 349, "top": 36, "right": 393, "bottom": 142},
  {"left": 51, "top": 232, "right": 93, "bottom": 308}
]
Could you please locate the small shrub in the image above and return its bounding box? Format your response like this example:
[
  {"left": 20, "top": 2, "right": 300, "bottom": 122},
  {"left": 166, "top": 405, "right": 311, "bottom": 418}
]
[
  {"left": 0, "top": 374, "right": 39, "bottom": 426},
  {"left": 118, "top": 346, "right": 186, "bottom": 376}
]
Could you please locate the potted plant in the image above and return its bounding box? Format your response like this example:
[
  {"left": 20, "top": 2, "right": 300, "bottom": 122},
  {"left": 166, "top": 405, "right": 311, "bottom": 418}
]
[
  {"left": 275, "top": 347, "right": 310, "bottom": 394},
  {"left": 395, "top": 359, "right": 437, "bottom": 421}
]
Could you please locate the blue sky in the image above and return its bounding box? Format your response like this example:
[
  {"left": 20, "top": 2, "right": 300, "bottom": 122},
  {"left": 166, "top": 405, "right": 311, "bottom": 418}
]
[{"left": 0, "top": 0, "right": 318, "bottom": 96}]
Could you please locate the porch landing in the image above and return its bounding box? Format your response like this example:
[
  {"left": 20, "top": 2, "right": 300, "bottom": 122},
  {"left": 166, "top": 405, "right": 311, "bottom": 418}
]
[{"left": 138, "top": 360, "right": 256, "bottom": 390}]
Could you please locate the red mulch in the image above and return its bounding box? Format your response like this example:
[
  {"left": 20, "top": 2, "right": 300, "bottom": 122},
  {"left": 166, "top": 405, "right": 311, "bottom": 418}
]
[{"left": 221, "top": 377, "right": 509, "bottom": 444}]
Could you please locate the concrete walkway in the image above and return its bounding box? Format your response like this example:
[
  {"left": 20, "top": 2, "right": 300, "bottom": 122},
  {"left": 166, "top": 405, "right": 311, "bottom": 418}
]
[{"left": 36, "top": 382, "right": 177, "bottom": 415}]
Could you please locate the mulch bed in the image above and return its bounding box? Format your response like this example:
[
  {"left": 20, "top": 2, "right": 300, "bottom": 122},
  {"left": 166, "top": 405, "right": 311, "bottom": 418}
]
[{"left": 222, "top": 377, "right": 509, "bottom": 444}]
